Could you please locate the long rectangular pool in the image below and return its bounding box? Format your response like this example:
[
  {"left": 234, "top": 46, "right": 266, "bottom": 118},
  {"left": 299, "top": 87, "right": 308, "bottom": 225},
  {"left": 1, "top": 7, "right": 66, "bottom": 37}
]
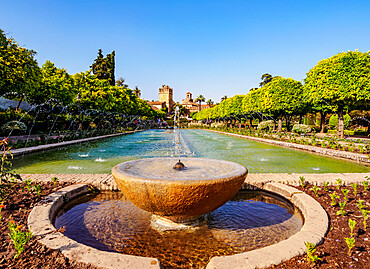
[{"left": 11, "top": 129, "right": 370, "bottom": 174}]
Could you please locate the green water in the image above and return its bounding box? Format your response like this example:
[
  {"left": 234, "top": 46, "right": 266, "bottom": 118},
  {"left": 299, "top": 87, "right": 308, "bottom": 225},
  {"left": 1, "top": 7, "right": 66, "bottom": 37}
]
[{"left": 12, "top": 129, "right": 370, "bottom": 174}]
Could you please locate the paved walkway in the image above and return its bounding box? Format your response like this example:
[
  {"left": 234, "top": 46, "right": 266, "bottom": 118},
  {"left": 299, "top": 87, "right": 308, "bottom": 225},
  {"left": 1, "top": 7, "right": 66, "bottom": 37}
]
[{"left": 21, "top": 173, "right": 370, "bottom": 191}]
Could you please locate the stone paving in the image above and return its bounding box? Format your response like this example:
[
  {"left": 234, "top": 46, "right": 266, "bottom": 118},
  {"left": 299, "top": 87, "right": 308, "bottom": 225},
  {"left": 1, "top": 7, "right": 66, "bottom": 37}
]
[{"left": 21, "top": 172, "right": 370, "bottom": 191}]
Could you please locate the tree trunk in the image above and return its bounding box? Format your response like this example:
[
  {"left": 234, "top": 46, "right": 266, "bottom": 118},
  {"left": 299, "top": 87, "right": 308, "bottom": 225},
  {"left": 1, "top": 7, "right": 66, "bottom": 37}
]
[
  {"left": 320, "top": 111, "right": 326, "bottom": 133},
  {"left": 277, "top": 118, "right": 283, "bottom": 132},
  {"left": 286, "top": 116, "right": 290, "bottom": 131},
  {"left": 249, "top": 118, "right": 253, "bottom": 128},
  {"left": 337, "top": 108, "right": 344, "bottom": 139},
  {"left": 16, "top": 95, "right": 24, "bottom": 112}
]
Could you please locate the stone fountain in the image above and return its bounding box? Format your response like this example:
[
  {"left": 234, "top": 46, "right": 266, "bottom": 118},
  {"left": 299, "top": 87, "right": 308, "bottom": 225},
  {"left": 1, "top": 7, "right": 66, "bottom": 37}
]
[{"left": 112, "top": 157, "right": 248, "bottom": 229}]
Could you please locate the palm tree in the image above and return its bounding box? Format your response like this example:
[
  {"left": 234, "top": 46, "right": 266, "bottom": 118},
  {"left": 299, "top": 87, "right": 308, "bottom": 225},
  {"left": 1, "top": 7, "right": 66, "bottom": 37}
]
[
  {"left": 133, "top": 86, "right": 141, "bottom": 98},
  {"left": 206, "top": 99, "right": 214, "bottom": 106},
  {"left": 221, "top": 95, "right": 228, "bottom": 102},
  {"left": 195, "top": 94, "right": 206, "bottom": 109},
  {"left": 116, "top": 77, "right": 125, "bottom": 86}
]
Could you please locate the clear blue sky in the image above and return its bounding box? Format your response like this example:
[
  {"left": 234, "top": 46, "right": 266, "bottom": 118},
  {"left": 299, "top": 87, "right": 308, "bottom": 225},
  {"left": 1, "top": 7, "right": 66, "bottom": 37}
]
[{"left": 1, "top": 0, "right": 369, "bottom": 103}]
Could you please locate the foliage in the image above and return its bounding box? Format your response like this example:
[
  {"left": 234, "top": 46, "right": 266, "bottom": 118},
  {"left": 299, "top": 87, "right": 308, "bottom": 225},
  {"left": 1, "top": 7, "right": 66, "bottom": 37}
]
[
  {"left": 345, "top": 237, "right": 355, "bottom": 256},
  {"left": 257, "top": 120, "right": 274, "bottom": 131},
  {"left": 0, "top": 29, "right": 41, "bottom": 106},
  {"left": 304, "top": 50, "right": 370, "bottom": 138},
  {"left": 328, "top": 114, "right": 352, "bottom": 130},
  {"left": 330, "top": 191, "right": 339, "bottom": 206},
  {"left": 335, "top": 178, "right": 342, "bottom": 189},
  {"left": 348, "top": 218, "right": 357, "bottom": 238},
  {"left": 292, "top": 124, "right": 311, "bottom": 134},
  {"left": 337, "top": 201, "right": 347, "bottom": 216},
  {"left": 0, "top": 121, "right": 27, "bottom": 135},
  {"left": 195, "top": 95, "right": 205, "bottom": 105},
  {"left": 342, "top": 189, "right": 349, "bottom": 202},
  {"left": 305, "top": 242, "right": 321, "bottom": 265},
  {"left": 28, "top": 60, "right": 76, "bottom": 105},
  {"left": 361, "top": 209, "right": 369, "bottom": 229},
  {"left": 90, "top": 49, "right": 115, "bottom": 86},
  {"left": 310, "top": 185, "right": 320, "bottom": 197},
  {"left": 299, "top": 176, "right": 306, "bottom": 188},
  {"left": 323, "top": 181, "right": 329, "bottom": 192},
  {"left": 351, "top": 183, "right": 358, "bottom": 196},
  {"left": 259, "top": 73, "right": 274, "bottom": 87},
  {"left": 363, "top": 180, "right": 368, "bottom": 192},
  {"left": 260, "top": 77, "right": 305, "bottom": 130},
  {"left": 8, "top": 218, "right": 33, "bottom": 258}
]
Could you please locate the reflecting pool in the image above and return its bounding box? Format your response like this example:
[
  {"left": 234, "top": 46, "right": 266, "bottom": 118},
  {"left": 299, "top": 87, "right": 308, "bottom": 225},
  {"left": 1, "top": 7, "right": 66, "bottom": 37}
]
[{"left": 12, "top": 129, "right": 370, "bottom": 174}]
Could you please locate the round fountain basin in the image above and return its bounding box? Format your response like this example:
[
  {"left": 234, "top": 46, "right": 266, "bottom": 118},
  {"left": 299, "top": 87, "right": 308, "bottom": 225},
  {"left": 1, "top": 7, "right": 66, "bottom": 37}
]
[{"left": 112, "top": 157, "right": 248, "bottom": 222}]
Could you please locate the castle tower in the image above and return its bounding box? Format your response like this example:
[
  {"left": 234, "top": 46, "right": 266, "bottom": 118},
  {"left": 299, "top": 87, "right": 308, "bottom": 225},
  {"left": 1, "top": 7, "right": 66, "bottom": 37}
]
[
  {"left": 186, "top": 92, "right": 193, "bottom": 102},
  {"left": 159, "top": 85, "right": 175, "bottom": 113}
]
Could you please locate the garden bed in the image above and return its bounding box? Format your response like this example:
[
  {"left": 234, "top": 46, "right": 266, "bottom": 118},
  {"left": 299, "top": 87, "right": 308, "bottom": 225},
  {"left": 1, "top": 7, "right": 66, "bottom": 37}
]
[{"left": 0, "top": 181, "right": 369, "bottom": 269}]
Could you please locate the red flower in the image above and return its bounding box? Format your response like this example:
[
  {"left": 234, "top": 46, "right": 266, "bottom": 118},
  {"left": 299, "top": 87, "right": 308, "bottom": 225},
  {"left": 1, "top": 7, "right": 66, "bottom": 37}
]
[{"left": 0, "top": 204, "right": 4, "bottom": 208}]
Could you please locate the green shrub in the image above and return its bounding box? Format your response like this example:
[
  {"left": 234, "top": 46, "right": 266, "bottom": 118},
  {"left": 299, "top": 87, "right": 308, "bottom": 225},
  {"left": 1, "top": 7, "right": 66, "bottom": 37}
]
[
  {"left": 328, "top": 114, "right": 351, "bottom": 130},
  {"left": 257, "top": 120, "right": 274, "bottom": 131},
  {"left": 292, "top": 124, "right": 311, "bottom": 134},
  {"left": 0, "top": 121, "right": 27, "bottom": 135}
]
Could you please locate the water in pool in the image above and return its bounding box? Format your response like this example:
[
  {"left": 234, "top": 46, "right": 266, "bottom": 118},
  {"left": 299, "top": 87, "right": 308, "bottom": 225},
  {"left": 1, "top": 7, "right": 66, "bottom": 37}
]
[
  {"left": 55, "top": 190, "right": 303, "bottom": 269},
  {"left": 12, "top": 129, "right": 370, "bottom": 174}
]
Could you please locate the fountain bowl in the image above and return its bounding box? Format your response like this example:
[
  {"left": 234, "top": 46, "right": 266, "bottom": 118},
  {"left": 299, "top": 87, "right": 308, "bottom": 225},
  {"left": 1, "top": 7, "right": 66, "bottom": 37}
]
[{"left": 112, "top": 157, "right": 248, "bottom": 225}]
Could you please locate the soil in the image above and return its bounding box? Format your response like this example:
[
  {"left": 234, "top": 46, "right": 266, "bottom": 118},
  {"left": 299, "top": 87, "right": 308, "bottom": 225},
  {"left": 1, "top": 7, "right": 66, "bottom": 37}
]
[
  {"left": 0, "top": 181, "right": 369, "bottom": 269},
  {"left": 267, "top": 183, "right": 370, "bottom": 269},
  {"left": 0, "top": 181, "right": 97, "bottom": 269}
]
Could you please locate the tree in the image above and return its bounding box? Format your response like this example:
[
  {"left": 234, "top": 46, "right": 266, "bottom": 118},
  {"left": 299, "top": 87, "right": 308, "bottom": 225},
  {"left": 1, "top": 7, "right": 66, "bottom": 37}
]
[
  {"left": 206, "top": 99, "right": 214, "bottom": 106},
  {"left": 133, "top": 86, "right": 141, "bottom": 97},
  {"left": 259, "top": 73, "right": 274, "bottom": 87},
  {"left": 195, "top": 94, "right": 205, "bottom": 106},
  {"left": 90, "top": 49, "right": 115, "bottom": 86},
  {"left": 0, "top": 29, "right": 41, "bottom": 109},
  {"left": 261, "top": 77, "right": 304, "bottom": 131},
  {"left": 116, "top": 77, "right": 127, "bottom": 87},
  {"left": 304, "top": 51, "right": 370, "bottom": 138},
  {"left": 27, "top": 60, "right": 76, "bottom": 105},
  {"left": 174, "top": 103, "right": 187, "bottom": 117}
]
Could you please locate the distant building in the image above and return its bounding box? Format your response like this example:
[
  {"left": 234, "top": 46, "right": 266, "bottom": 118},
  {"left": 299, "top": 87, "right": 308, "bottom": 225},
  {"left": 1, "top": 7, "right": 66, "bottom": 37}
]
[
  {"left": 147, "top": 101, "right": 166, "bottom": 111},
  {"left": 181, "top": 92, "right": 200, "bottom": 117},
  {"left": 148, "top": 85, "right": 175, "bottom": 113},
  {"left": 148, "top": 86, "right": 210, "bottom": 117}
]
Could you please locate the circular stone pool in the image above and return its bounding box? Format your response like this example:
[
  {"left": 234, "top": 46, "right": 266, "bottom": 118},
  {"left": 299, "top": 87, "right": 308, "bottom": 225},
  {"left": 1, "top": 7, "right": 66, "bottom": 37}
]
[{"left": 55, "top": 190, "right": 303, "bottom": 269}]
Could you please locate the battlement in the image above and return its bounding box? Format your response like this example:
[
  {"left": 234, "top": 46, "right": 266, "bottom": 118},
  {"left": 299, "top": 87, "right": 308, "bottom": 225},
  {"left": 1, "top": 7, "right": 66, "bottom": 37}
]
[{"left": 159, "top": 85, "right": 173, "bottom": 94}]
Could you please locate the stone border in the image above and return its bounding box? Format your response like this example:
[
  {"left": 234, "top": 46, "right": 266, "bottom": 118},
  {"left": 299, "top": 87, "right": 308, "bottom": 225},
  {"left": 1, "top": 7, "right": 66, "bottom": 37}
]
[
  {"left": 207, "top": 129, "right": 370, "bottom": 164},
  {"left": 9, "top": 131, "right": 140, "bottom": 157},
  {"left": 21, "top": 172, "right": 370, "bottom": 191},
  {"left": 28, "top": 182, "right": 328, "bottom": 269},
  {"left": 206, "top": 182, "right": 328, "bottom": 269},
  {"left": 28, "top": 184, "right": 161, "bottom": 269}
]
